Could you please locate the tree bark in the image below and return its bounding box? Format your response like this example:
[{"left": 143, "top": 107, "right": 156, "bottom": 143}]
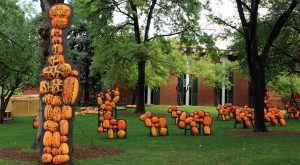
[
  {"left": 131, "top": 87, "right": 137, "bottom": 105},
  {"left": 135, "top": 60, "right": 146, "bottom": 113}
]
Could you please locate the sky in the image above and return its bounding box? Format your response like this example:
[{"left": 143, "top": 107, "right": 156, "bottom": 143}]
[{"left": 27, "top": 0, "right": 237, "bottom": 49}]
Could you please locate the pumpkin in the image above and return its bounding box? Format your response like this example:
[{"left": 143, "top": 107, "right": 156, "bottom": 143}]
[
  {"left": 279, "top": 119, "right": 286, "bottom": 126},
  {"left": 59, "top": 143, "right": 69, "bottom": 154},
  {"left": 180, "top": 112, "right": 187, "bottom": 121},
  {"left": 103, "top": 120, "right": 110, "bottom": 129},
  {"left": 33, "top": 120, "right": 39, "bottom": 129},
  {"left": 43, "top": 131, "right": 53, "bottom": 147},
  {"left": 190, "top": 121, "right": 197, "bottom": 127},
  {"left": 50, "top": 79, "right": 63, "bottom": 95},
  {"left": 171, "top": 106, "right": 177, "bottom": 111},
  {"left": 113, "top": 90, "right": 120, "bottom": 96},
  {"left": 110, "top": 119, "right": 118, "bottom": 125},
  {"left": 49, "top": 4, "right": 71, "bottom": 18},
  {"left": 107, "top": 128, "right": 114, "bottom": 139},
  {"left": 43, "top": 147, "right": 51, "bottom": 154},
  {"left": 176, "top": 110, "right": 182, "bottom": 115},
  {"left": 189, "top": 113, "right": 194, "bottom": 117},
  {"left": 98, "top": 126, "right": 104, "bottom": 133},
  {"left": 236, "top": 116, "right": 241, "bottom": 122},
  {"left": 40, "top": 80, "right": 50, "bottom": 94},
  {"left": 171, "top": 111, "right": 177, "bottom": 118},
  {"left": 99, "top": 117, "right": 104, "bottom": 122},
  {"left": 61, "top": 105, "right": 72, "bottom": 120},
  {"left": 52, "top": 44, "right": 64, "bottom": 55},
  {"left": 271, "top": 119, "right": 278, "bottom": 125},
  {"left": 244, "top": 120, "right": 251, "bottom": 128},
  {"left": 106, "top": 106, "right": 112, "bottom": 111},
  {"left": 71, "top": 70, "right": 79, "bottom": 77},
  {"left": 100, "top": 104, "right": 106, "bottom": 110},
  {"left": 203, "top": 116, "right": 212, "bottom": 126},
  {"left": 60, "top": 120, "right": 69, "bottom": 136},
  {"left": 97, "top": 97, "right": 103, "bottom": 106},
  {"left": 48, "top": 55, "right": 64, "bottom": 66},
  {"left": 113, "top": 96, "right": 120, "bottom": 103},
  {"left": 151, "top": 127, "right": 157, "bottom": 137},
  {"left": 44, "top": 105, "right": 53, "bottom": 120},
  {"left": 117, "top": 130, "right": 126, "bottom": 139},
  {"left": 62, "top": 77, "right": 79, "bottom": 105},
  {"left": 60, "top": 136, "right": 68, "bottom": 143},
  {"left": 41, "top": 153, "right": 52, "bottom": 164},
  {"left": 103, "top": 113, "right": 111, "bottom": 120},
  {"left": 203, "top": 126, "right": 211, "bottom": 135},
  {"left": 51, "top": 29, "right": 62, "bottom": 38},
  {"left": 57, "top": 63, "right": 72, "bottom": 78},
  {"left": 51, "top": 148, "right": 61, "bottom": 156},
  {"left": 139, "top": 114, "right": 146, "bottom": 121},
  {"left": 53, "top": 155, "right": 69, "bottom": 165},
  {"left": 191, "top": 127, "right": 199, "bottom": 135},
  {"left": 110, "top": 102, "right": 116, "bottom": 108},
  {"left": 52, "top": 36, "right": 63, "bottom": 45},
  {"left": 184, "top": 117, "right": 193, "bottom": 124},
  {"left": 144, "top": 118, "right": 152, "bottom": 127},
  {"left": 118, "top": 120, "right": 126, "bottom": 130},
  {"left": 178, "top": 121, "right": 186, "bottom": 129},
  {"left": 51, "top": 17, "right": 69, "bottom": 29},
  {"left": 44, "top": 120, "right": 59, "bottom": 132},
  {"left": 159, "top": 128, "right": 168, "bottom": 136},
  {"left": 158, "top": 118, "right": 167, "bottom": 128},
  {"left": 105, "top": 101, "right": 111, "bottom": 106},
  {"left": 42, "top": 94, "right": 53, "bottom": 105},
  {"left": 52, "top": 106, "right": 62, "bottom": 123},
  {"left": 151, "top": 117, "right": 159, "bottom": 123},
  {"left": 105, "top": 93, "right": 112, "bottom": 101},
  {"left": 42, "top": 66, "right": 54, "bottom": 79},
  {"left": 145, "top": 111, "right": 152, "bottom": 118},
  {"left": 51, "top": 95, "right": 62, "bottom": 107},
  {"left": 167, "top": 108, "right": 172, "bottom": 113}
]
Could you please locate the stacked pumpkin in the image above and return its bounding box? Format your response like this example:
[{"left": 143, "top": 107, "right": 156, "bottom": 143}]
[
  {"left": 40, "top": 4, "right": 78, "bottom": 164},
  {"left": 235, "top": 106, "right": 254, "bottom": 128},
  {"left": 33, "top": 114, "right": 39, "bottom": 129},
  {"left": 264, "top": 108, "right": 286, "bottom": 126},
  {"left": 177, "top": 110, "right": 212, "bottom": 135},
  {"left": 140, "top": 111, "right": 168, "bottom": 136},
  {"left": 216, "top": 103, "right": 237, "bottom": 121},
  {"left": 97, "top": 89, "right": 127, "bottom": 139},
  {"left": 167, "top": 106, "right": 180, "bottom": 124},
  {"left": 285, "top": 92, "right": 300, "bottom": 119}
]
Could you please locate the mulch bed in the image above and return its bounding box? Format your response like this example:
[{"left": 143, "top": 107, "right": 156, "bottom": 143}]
[
  {"left": 223, "top": 130, "right": 300, "bottom": 137},
  {"left": 0, "top": 146, "right": 124, "bottom": 163}
]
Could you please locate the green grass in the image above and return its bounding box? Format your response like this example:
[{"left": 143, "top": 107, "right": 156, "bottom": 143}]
[{"left": 1, "top": 105, "right": 300, "bottom": 165}]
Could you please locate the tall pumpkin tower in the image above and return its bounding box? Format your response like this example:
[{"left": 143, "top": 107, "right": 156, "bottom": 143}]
[{"left": 39, "top": 0, "right": 78, "bottom": 164}]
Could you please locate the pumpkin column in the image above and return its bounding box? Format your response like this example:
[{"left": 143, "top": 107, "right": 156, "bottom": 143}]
[{"left": 39, "top": 2, "right": 78, "bottom": 164}]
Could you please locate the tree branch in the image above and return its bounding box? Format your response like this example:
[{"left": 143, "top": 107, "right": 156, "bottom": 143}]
[
  {"left": 214, "top": 17, "right": 245, "bottom": 36},
  {"left": 272, "top": 45, "right": 300, "bottom": 64},
  {"left": 129, "top": 1, "right": 141, "bottom": 44},
  {"left": 112, "top": 0, "right": 134, "bottom": 21},
  {"left": 148, "top": 30, "right": 183, "bottom": 41},
  {"left": 240, "top": 1, "right": 252, "bottom": 13},
  {"left": 0, "top": 31, "right": 25, "bottom": 50},
  {"left": 144, "top": 0, "right": 157, "bottom": 42},
  {"left": 261, "top": 1, "right": 299, "bottom": 60},
  {"left": 236, "top": 0, "right": 249, "bottom": 28}
]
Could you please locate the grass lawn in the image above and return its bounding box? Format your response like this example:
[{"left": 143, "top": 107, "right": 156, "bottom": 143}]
[{"left": 1, "top": 105, "right": 300, "bottom": 165}]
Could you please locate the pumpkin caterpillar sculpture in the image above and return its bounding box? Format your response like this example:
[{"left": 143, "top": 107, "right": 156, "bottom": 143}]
[{"left": 39, "top": 3, "right": 78, "bottom": 164}]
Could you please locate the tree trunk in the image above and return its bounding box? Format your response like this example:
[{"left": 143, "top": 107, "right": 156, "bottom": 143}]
[
  {"left": 0, "top": 107, "right": 4, "bottom": 124},
  {"left": 252, "top": 61, "right": 267, "bottom": 132},
  {"left": 131, "top": 87, "right": 137, "bottom": 105},
  {"left": 135, "top": 60, "right": 146, "bottom": 114}
]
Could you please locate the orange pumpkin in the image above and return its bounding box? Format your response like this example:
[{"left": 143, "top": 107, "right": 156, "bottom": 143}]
[
  {"left": 59, "top": 120, "right": 69, "bottom": 136},
  {"left": 203, "top": 116, "right": 212, "bottom": 126},
  {"left": 171, "top": 106, "right": 177, "bottom": 111},
  {"left": 59, "top": 143, "right": 69, "bottom": 155},
  {"left": 103, "top": 113, "right": 111, "bottom": 120},
  {"left": 105, "top": 93, "right": 112, "bottom": 101},
  {"left": 52, "top": 132, "right": 61, "bottom": 148},
  {"left": 113, "top": 90, "right": 120, "bottom": 96},
  {"left": 61, "top": 105, "right": 72, "bottom": 120},
  {"left": 190, "top": 121, "right": 197, "bottom": 127},
  {"left": 279, "top": 119, "right": 286, "bottom": 126},
  {"left": 178, "top": 121, "right": 186, "bottom": 129},
  {"left": 110, "top": 102, "right": 116, "bottom": 108},
  {"left": 42, "top": 94, "right": 53, "bottom": 105},
  {"left": 51, "top": 148, "right": 61, "bottom": 156},
  {"left": 144, "top": 118, "right": 152, "bottom": 127},
  {"left": 139, "top": 114, "right": 146, "bottom": 121},
  {"left": 71, "top": 70, "right": 79, "bottom": 77},
  {"left": 50, "top": 79, "right": 63, "bottom": 95},
  {"left": 52, "top": 44, "right": 64, "bottom": 55},
  {"left": 106, "top": 106, "right": 112, "bottom": 111},
  {"left": 145, "top": 111, "right": 152, "bottom": 118},
  {"left": 203, "top": 126, "right": 211, "bottom": 135},
  {"left": 151, "top": 126, "right": 157, "bottom": 137},
  {"left": 44, "top": 120, "right": 59, "bottom": 132},
  {"left": 151, "top": 117, "right": 159, "bottom": 123},
  {"left": 171, "top": 111, "right": 177, "bottom": 118},
  {"left": 57, "top": 63, "right": 72, "bottom": 78},
  {"left": 180, "top": 111, "right": 187, "bottom": 121},
  {"left": 44, "top": 105, "right": 53, "bottom": 120},
  {"left": 52, "top": 155, "right": 69, "bottom": 165},
  {"left": 49, "top": 4, "right": 71, "bottom": 18},
  {"left": 244, "top": 120, "right": 251, "bottom": 128},
  {"left": 60, "top": 136, "right": 68, "bottom": 143},
  {"left": 184, "top": 117, "right": 193, "bottom": 124},
  {"left": 52, "top": 106, "right": 62, "bottom": 123},
  {"left": 110, "top": 119, "right": 118, "bottom": 125},
  {"left": 41, "top": 153, "right": 52, "bottom": 164},
  {"left": 43, "top": 131, "right": 53, "bottom": 147},
  {"left": 113, "top": 96, "right": 120, "bottom": 103},
  {"left": 117, "top": 130, "right": 126, "bottom": 139},
  {"left": 43, "top": 147, "right": 51, "bottom": 154},
  {"left": 48, "top": 55, "right": 64, "bottom": 66},
  {"left": 118, "top": 120, "right": 126, "bottom": 130},
  {"left": 40, "top": 81, "right": 50, "bottom": 94},
  {"left": 62, "top": 77, "right": 79, "bottom": 105},
  {"left": 176, "top": 110, "right": 182, "bottom": 115},
  {"left": 191, "top": 127, "right": 199, "bottom": 135},
  {"left": 159, "top": 128, "right": 168, "bottom": 136},
  {"left": 103, "top": 120, "right": 110, "bottom": 129},
  {"left": 51, "top": 17, "right": 69, "bottom": 29},
  {"left": 100, "top": 104, "right": 106, "bottom": 110},
  {"left": 51, "top": 28, "right": 62, "bottom": 37},
  {"left": 98, "top": 126, "right": 104, "bottom": 133},
  {"left": 158, "top": 118, "right": 167, "bottom": 128},
  {"left": 52, "top": 36, "right": 63, "bottom": 45}
]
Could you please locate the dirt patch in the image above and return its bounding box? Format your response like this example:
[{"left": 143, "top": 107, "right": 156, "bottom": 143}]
[
  {"left": 223, "top": 130, "right": 300, "bottom": 137},
  {"left": 0, "top": 146, "right": 124, "bottom": 163}
]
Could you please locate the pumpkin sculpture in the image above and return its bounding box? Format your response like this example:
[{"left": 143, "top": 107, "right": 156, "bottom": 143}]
[
  {"left": 40, "top": 3, "right": 75, "bottom": 164},
  {"left": 97, "top": 89, "right": 127, "bottom": 139},
  {"left": 139, "top": 111, "right": 169, "bottom": 137}
]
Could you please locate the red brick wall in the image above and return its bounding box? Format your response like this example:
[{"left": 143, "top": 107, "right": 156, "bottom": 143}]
[
  {"left": 269, "top": 91, "right": 285, "bottom": 108},
  {"left": 23, "top": 87, "right": 39, "bottom": 95},
  {"left": 160, "top": 75, "right": 178, "bottom": 105},
  {"left": 118, "top": 87, "right": 134, "bottom": 106},
  {"left": 233, "top": 74, "right": 249, "bottom": 106},
  {"left": 198, "top": 78, "right": 215, "bottom": 106}
]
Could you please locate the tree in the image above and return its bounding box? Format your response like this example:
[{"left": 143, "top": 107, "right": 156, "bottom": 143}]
[
  {"left": 75, "top": 0, "right": 202, "bottom": 113},
  {"left": 0, "top": 0, "right": 38, "bottom": 123},
  {"left": 214, "top": 0, "right": 299, "bottom": 131}
]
